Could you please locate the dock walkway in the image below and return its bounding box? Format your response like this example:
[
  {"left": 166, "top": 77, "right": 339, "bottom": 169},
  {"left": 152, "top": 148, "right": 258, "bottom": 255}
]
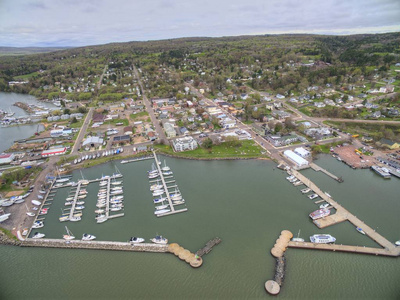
[
  {"left": 152, "top": 151, "right": 187, "bottom": 217},
  {"left": 290, "top": 169, "right": 400, "bottom": 256},
  {"left": 310, "top": 163, "right": 343, "bottom": 182},
  {"left": 196, "top": 237, "right": 222, "bottom": 257}
]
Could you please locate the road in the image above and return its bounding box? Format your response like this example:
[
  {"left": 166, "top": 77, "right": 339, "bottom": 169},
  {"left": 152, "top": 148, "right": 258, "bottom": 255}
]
[
  {"left": 71, "top": 107, "right": 94, "bottom": 154},
  {"left": 133, "top": 66, "right": 169, "bottom": 145},
  {"left": 96, "top": 64, "right": 108, "bottom": 91}
]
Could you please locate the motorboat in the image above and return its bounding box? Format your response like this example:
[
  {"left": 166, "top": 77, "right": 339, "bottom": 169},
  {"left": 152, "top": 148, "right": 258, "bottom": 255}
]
[
  {"left": 82, "top": 233, "right": 96, "bottom": 241},
  {"left": 150, "top": 183, "right": 163, "bottom": 191},
  {"left": 111, "top": 181, "right": 122, "bottom": 186},
  {"left": 39, "top": 208, "right": 48, "bottom": 215},
  {"left": 308, "top": 194, "right": 319, "bottom": 200},
  {"left": 356, "top": 227, "right": 366, "bottom": 235},
  {"left": 319, "top": 203, "right": 329, "bottom": 209},
  {"left": 75, "top": 205, "right": 85, "bottom": 210},
  {"left": 13, "top": 196, "right": 25, "bottom": 204},
  {"left": 56, "top": 178, "right": 70, "bottom": 183},
  {"left": 65, "top": 197, "right": 74, "bottom": 201},
  {"left": 65, "top": 201, "right": 73, "bottom": 206},
  {"left": 32, "top": 221, "right": 44, "bottom": 228},
  {"left": 76, "top": 201, "right": 85, "bottom": 205},
  {"left": 78, "top": 195, "right": 87, "bottom": 199},
  {"left": 153, "top": 197, "right": 166, "bottom": 204},
  {"left": 155, "top": 204, "right": 169, "bottom": 210},
  {"left": 26, "top": 211, "right": 35, "bottom": 217},
  {"left": 172, "top": 200, "right": 185, "bottom": 205},
  {"left": 150, "top": 235, "right": 168, "bottom": 244},
  {"left": 301, "top": 188, "right": 311, "bottom": 194},
  {"left": 162, "top": 171, "right": 173, "bottom": 176},
  {"left": 154, "top": 209, "right": 171, "bottom": 215},
  {"left": 32, "top": 232, "right": 45, "bottom": 239},
  {"left": 148, "top": 173, "right": 159, "bottom": 179},
  {"left": 110, "top": 190, "right": 123, "bottom": 195},
  {"left": 69, "top": 216, "right": 81, "bottom": 222},
  {"left": 0, "top": 213, "right": 11, "bottom": 223},
  {"left": 37, "top": 195, "right": 44, "bottom": 200},
  {"left": 1, "top": 199, "right": 15, "bottom": 207},
  {"left": 111, "top": 186, "right": 123, "bottom": 191},
  {"left": 21, "top": 228, "right": 29, "bottom": 236},
  {"left": 309, "top": 208, "right": 330, "bottom": 220},
  {"left": 96, "top": 216, "right": 107, "bottom": 223},
  {"left": 395, "top": 241, "right": 400, "bottom": 246},
  {"left": 129, "top": 237, "right": 145, "bottom": 243},
  {"left": 152, "top": 190, "right": 164, "bottom": 197},
  {"left": 110, "top": 206, "right": 122, "bottom": 211},
  {"left": 63, "top": 226, "right": 75, "bottom": 240},
  {"left": 111, "top": 196, "right": 123, "bottom": 201},
  {"left": 95, "top": 209, "right": 105, "bottom": 214},
  {"left": 310, "top": 234, "right": 336, "bottom": 244}
]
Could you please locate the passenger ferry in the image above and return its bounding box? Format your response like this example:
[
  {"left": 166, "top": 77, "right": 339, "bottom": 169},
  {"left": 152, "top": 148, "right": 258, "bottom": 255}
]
[{"left": 310, "top": 234, "right": 336, "bottom": 244}]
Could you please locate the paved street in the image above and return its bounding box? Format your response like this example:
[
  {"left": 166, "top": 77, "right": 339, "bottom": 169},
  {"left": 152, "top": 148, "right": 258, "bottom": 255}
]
[{"left": 71, "top": 107, "right": 94, "bottom": 154}]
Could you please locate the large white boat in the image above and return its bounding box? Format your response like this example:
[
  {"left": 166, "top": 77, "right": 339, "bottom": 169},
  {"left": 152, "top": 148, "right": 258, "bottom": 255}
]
[
  {"left": 63, "top": 226, "right": 75, "bottom": 240},
  {"left": 82, "top": 233, "right": 96, "bottom": 241},
  {"left": 152, "top": 190, "right": 164, "bottom": 197},
  {"left": 371, "top": 165, "right": 391, "bottom": 179},
  {"left": 150, "top": 235, "right": 168, "bottom": 244},
  {"left": 309, "top": 208, "right": 330, "bottom": 220},
  {"left": 153, "top": 197, "right": 167, "bottom": 204},
  {"left": 129, "top": 237, "right": 145, "bottom": 243},
  {"left": 69, "top": 216, "right": 81, "bottom": 222},
  {"left": 301, "top": 188, "right": 311, "bottom": 194},
  {"left": 96, "top": 216, "right": 107, "bottom": 223},
  {"left": 150, "top": 182, "right": 163, "bottom": 191},
  {"left": 32, "top": 232, "right": 45, "bottom": 239},
  {"left": 310, "top": 234, "right": 336, "bottom": 244},
  {"left": 56, "top": 178, "right": 70, "bottom": 183},
  {"left": 32, "top": 200, "right": 41, "bottom": 206},
  {"left": 59, "top": 215, "right": 69, "bottom": 222}
]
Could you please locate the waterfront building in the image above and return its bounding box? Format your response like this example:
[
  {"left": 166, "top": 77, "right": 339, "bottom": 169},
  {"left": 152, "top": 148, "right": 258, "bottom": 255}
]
[
  {"left": 172, "top": 136, "right": 198, "bottom": 152},
  {"left": 41, "top": 147, "right": 67, "bottom": 157},
  {"left": 377, "top": 138, "right": 399, "bottom": 150},
  {"left": 294, "top": 147, "right": 311, "bottom": 158},
  {"left": 283, "top": 150, "right": 309, "bottom": 168},
  {"left": 82, "top": 136, "right": 104, "bottom": 148},
  {"left": 0, "top": 153, "right": 15, "bottom": 165}
]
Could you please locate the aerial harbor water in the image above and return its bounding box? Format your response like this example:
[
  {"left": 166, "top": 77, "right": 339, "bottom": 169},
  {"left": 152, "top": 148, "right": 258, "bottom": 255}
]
[
  {"left": 0, "top": 92, "right": 56, "bottom": 152},
  {"left": 0, "top": 155, "right": 399, "bottom": 299}
]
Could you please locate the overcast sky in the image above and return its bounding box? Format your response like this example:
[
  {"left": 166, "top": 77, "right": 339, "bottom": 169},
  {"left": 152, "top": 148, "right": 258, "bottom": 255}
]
[{"left": 1, "top": 0, "right": 399, "bottom": 47}]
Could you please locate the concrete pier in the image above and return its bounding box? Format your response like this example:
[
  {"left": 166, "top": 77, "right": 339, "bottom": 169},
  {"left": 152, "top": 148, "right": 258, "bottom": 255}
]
[
  {"left": 310, "top": 162, "right": 343, "bottom": 182},
  {"left": 289, "top": 169, "right": 400, "bottom": 256}
]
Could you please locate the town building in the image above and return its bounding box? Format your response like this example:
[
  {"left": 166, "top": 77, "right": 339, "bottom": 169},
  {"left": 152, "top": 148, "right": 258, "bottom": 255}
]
[
  {"left": 283, "top": 150, "right": 309, "bottom": 168},
  {"left": 82, "top": 136, "right": 104, "bottom": 148},
  {"left": 294, "top": 147, "right": 311, "bottom": 158},
  {"left": 0, "top": 153, "right": 15, "bottom": 165},
  {"left": 41, "top": 147, "right": 67, "bottom": 157},
  {"left": 172, "top": 136, "right": 198, "bottom": 152}
]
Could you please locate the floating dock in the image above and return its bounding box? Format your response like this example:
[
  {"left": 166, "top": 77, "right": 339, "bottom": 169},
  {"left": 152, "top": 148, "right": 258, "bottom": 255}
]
[
  {"left": 196, "top": 237, "right": 222, "bottom": 257},
  {"left": 152, "top": 151, "right": 188, "bottom": 217}
]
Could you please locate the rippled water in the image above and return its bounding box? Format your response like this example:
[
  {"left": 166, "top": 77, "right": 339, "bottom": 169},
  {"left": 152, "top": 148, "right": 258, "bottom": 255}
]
[{"left": 0, "top": 156, "right": 399, "bottom": 299}]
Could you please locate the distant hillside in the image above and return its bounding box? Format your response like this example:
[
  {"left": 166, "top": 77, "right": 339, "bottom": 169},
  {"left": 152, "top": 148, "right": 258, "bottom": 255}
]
[{"left": 0, "top": 46, "right": 71, "bottom": 56}]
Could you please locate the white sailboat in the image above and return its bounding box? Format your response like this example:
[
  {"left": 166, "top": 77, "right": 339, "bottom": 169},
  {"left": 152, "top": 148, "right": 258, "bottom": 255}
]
[
  {"left": 63, "top": 226, "right": 75, "bottom": 240},
  {"left": 161, "top": 160, "right": 170, "bottom": 171}
]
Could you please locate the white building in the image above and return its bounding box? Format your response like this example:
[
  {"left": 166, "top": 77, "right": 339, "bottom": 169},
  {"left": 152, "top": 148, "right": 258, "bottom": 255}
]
[
  {"left": 283, "top": 150, "right": 309, "bottom": 168},
  {"left": 294, "top": 147, "right": 311, "bottom": 158},
  {"left": 0, "top": 153, "right": 15, "bottom": 165},
  {"left": 172, "top": 136, "right": 198, "bottom": 152},
  {"left": 41, "top": 147, "right": 67, "bottom": 157},
  {"left": 164, "top": 123, "right": 177, "bottom": 138}
]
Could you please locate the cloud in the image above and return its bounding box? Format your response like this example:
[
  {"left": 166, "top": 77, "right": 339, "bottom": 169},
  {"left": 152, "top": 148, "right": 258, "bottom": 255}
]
[{"left": 0, "top": 0, "right": 399, "bottom": 47}]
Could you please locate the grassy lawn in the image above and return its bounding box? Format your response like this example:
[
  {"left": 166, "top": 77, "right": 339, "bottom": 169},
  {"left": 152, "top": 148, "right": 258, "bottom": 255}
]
[
  {"left": 155, "top": 140, "right": 267, "bottom": 159},
  {"left": 70, "top": 119, "right": 84, "bottom": 129},
  {"left": 130, "top": 112, "right": 149, "bottom": 120},
  {"left": 14, "top": 71, "right": 39, "bottom": 80},
  {"left": 312, "top": 141, "right": 343, "bottom": 154},
  {"left": 104, "top": 118, "right": 129, "bottom": 126}
]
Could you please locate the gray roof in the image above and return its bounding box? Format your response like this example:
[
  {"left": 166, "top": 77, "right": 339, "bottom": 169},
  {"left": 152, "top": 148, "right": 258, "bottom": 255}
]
[{"left": 82, "top": 136, "right": 104, "bottom": 146}]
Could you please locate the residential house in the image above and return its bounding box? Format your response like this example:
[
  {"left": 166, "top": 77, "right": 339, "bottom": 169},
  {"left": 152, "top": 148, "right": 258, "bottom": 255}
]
[
  {"left": 272, "top": 110, "right": 291, "bottom": 120},
  {"left": 164, "top": 123, "right": 177, "bottom": 138},
  {"left": 112, "top": 135, "right": 131, "bottom": 145},
  {"left": 123, "top": 126, "right": 133, "bottom": 135},
  {"left": 314, "top": 102, "right": 326, "bottom": 108},
  {"left": 92, "top": 113, "right": 105, "bottom": 123},
  {"left": 180, "top": 127, "right": 189, "bottom": 135},
  {"left": 221, "top": 118, "right": 236, "bottom": 129},
  {"left": 377, "top": 138, "right": 399, "bottom": 150}
]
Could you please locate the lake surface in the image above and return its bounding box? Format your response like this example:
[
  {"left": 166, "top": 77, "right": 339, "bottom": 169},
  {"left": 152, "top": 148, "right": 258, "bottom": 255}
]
[
  {"left": 0, "top": 155, "right": 399, "bottom": 299},
  {"left": 0, "top": 92, "right": 54, "bottom": 152}
]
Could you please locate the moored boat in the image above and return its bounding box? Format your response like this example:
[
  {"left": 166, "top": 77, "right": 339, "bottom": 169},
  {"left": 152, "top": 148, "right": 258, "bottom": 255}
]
[
  {"left": 32, "top": 221, "right": 44, "bottom": 228},
  {"left": 32, "top": 232, "right": 45, "bottom": 239},
  {"left": 82, "top": 233, "right": 96, "bottom": 241},
  {"left": 150, "top": 235, "right": 168, "bottom": 244},
  {"left": 63, "top": 226, "right": 75, "bottom": 240},
  {"left": 356, "top": 227, "right": 366, "bottom": 235},
  {"left": 310, "top": 234, "right": 336, "bottom": 244},
  {"left": 308, "top": 194, "right": 319, "bottom": 200},
  {"left": 129, "top": 237, "right": 145, "bottom": 243},
  {"left": 309, "top": 208, "right": 330, "bottom": 220}
]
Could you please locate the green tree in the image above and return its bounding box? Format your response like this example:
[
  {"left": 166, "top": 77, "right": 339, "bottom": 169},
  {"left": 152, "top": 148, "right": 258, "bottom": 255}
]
[{"left": 202, "top": 138, "right": 213, "bottom": 149}]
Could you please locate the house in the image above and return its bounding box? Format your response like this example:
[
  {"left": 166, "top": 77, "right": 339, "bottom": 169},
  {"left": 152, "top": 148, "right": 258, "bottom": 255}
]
[
  {"left": 387, "top": 108, "right": 399, "bottom": 117},
  {"left": 240, "top": 93, "right": 249, "bottom": 100},
  {"left": 123, "top": 126, "right": 133, "bottom": 135},
  {"left": 112, "top": 135, "right": 131, "bottom": 145},
  {"left": 265, "top": 134, "right": 299, "bottom": 147},
  {"left": 180, "top": 127, "right": 189, "bottom": 135},
  {"left": 147, "top": 131, "right": 156, "bottom": 141},
  {"left": 276, "top": 94, "right": 285, "bottom": 99},
  {"left": 377, "top": 138, "right": 399, "bottom": 150},
  {"left": 172, "top": 136, "right": 198, "bottom": 152},
  {"left": 164, "top": 123, "right": 177, "bottom": 138},
  {"left": 92, "top": 113, "right": 105, "bottom": 123},
  {"left": 221, "top": 118, "right": 236, "bottom": 129},
  {"left": 314, "top": 102, "right": 326, "bottom": 108},
  {"left": 272, "top": 110, "right": 291, "bottom": 120},
  {"left": 82, "top": 136, "right": 104, "bottom": 148},
  {"left": 370, "top": 111, "right": 381, "bottom": 118}
]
